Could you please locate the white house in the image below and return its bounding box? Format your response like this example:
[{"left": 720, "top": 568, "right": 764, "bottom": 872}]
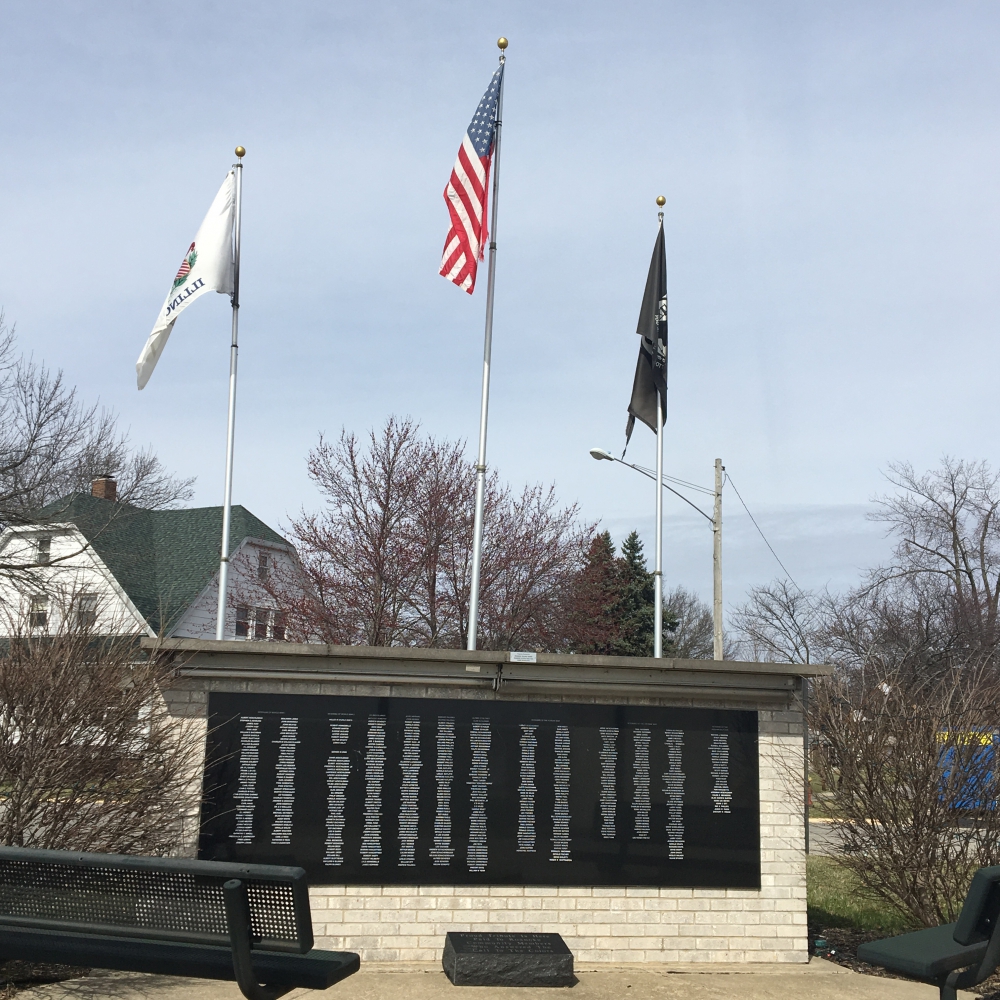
[{"left": 0, "top": 476, "right": 305, "bottom": 639}]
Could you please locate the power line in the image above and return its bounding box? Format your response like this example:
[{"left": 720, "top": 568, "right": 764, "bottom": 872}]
[
  {"left": 724, "top": 472, "right": 804, "bottom": 594},
  {"left": 662, "top": 474, "right": 715, "bottom": 496},
  {"left": 619, "top": 459, "right": 713, "bottom": 520},
  {"left": 628, "top": 462, "right": 715, "bottom": 497}
]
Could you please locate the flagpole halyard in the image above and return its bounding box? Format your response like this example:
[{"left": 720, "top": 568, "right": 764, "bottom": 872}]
[
  {"left": 215, "top": 146, "right": 244, "bottom": 641},
  {"left": 466, "top": 40, "right": 507, "bottom": 651}
]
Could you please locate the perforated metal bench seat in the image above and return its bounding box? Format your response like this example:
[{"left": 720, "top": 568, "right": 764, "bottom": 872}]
[
  {"left": 0, "top": 925, "right": 358, "bottom": 990},
  {"left": 857, "top": 924, "right": 987, "bottom": 980},
  {"left": 0, "top": 846, "right": 359, "bottom": 1000},
  {"left": 854, "top": 866, "right": 1000, "bottom": 1000}
]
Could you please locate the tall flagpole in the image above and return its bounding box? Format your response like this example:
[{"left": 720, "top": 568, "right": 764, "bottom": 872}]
[
  {"left": 653, "top": 198, "right": 666, "bottom": 658},
  {"left": 215, "top": 146, "right": 245, "bottom": 641},
  {"left": 653, "top": 388, "right": 664, "bottom": 658},
  {"left": 713, "top": 457, "right": 724, "bottom": 660},
  {"left": 466, "top": 38, "right": 507, "bottom": 651}
]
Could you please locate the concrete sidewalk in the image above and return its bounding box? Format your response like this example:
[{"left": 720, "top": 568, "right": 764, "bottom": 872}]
[{"left": 14, "top": 961, "right": 978, "bottom": 1000}]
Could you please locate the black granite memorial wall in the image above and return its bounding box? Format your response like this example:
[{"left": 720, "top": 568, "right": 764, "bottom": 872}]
[{"left": 198, "top": 692, "right": 760, "bottom": 888}]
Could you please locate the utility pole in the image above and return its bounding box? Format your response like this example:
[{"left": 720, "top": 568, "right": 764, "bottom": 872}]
[{"left": 713, "top": 458, "right": 724, "bottom": 660}]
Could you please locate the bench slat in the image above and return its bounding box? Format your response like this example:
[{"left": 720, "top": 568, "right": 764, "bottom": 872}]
[
  {"left": 0, "top": 848, "right": 312, "bottom": 954},
  {"left": 857, "top": 924, "right": 987, "bottom": 980},
  {"left": 0, "top": 926, "right": 360, "bottom": 991}
]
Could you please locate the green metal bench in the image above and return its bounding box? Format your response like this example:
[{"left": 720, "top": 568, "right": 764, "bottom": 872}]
[
  {"left": 857, "top": 866, "right": 1000, "bottom": 1000},
  {"left": 0, "top": 847, "right": 359, "bottom": 1000}
]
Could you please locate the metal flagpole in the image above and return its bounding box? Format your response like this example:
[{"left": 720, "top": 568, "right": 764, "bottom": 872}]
[
  {"left": 653, "top": 389, "right": 664, "bottom": 658},
  {"left": 466, "top": 38, "right": 507, "bottom": 651},
  {"left": 653, "top": 201, "right": 665, "bottom": 659},
  {"left": 215, "top": 146, "right": 245, "bottom": 641},
  {"left": 713, "top": 457, "right": 724, "bottom": 660}
]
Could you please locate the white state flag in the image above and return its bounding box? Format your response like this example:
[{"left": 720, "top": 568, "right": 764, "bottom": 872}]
[{"left": 136, "top": 171, "right": 236, "bottom": 389}]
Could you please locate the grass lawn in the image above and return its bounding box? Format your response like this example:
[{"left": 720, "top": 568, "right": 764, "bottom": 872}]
[
  {"left": 807, "top": 855, "right": 912, "bottom": 933},
  {"left": 808, "top": 771, "right": 840, "bottom": 819}
]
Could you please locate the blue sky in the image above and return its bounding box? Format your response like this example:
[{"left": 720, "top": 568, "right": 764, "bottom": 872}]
[{"left": 2, "top": 1, "right": 998, "bottom": 613}]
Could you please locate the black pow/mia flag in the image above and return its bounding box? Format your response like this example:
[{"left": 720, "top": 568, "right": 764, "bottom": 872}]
[{"left": 625, "top": 221, "right": 668, "bottom": 449}]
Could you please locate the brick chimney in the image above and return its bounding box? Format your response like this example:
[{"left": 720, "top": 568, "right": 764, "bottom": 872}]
[{"left": 91, "top": 476, "right": 117, "bottom": 502}]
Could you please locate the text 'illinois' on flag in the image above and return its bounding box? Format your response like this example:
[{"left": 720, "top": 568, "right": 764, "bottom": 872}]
[{"left": 439, "top": 63, "right": 504, "bottom": 294}]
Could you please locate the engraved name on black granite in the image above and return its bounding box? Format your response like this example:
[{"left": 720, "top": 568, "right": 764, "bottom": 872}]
[
  {"left": 323, "top": 715, "right": 352, "bottom": 865},
  {"left": 430, "top": 716, "right": 455, "bottom": 866},
  {"left": 270, "top": 716, "right": 299, "bottom": 845},
  {"left": 199, "top": 695, "right": 760, "bottom": 888},
  {"left": 230, "top": 715, "right": 261, "bottom": 845}
]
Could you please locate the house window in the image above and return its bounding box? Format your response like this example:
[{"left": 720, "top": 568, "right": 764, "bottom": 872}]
[
  {"left": 254, "top": 607, "right": 269, "bottom": 640},
  {"left": 272, "top": 612, "right": 287, "bottom": 642},
  {"left": 234, "top": 606, "right": 286, "bottom": 641},
  {"left": 30, "top": 595, "right": 48, "bottom": 629},
  {"left": 257, "top": 551, "right": 270, "bottom": 581},
  {"left": 36, "top": 536, "right": 51, "bottom": 566},
  {"left": 76, "top": 593, "right": 98, "bottom": 630},
  {"left": 235, "top": 605, "right": 250, "bottom": 638}
]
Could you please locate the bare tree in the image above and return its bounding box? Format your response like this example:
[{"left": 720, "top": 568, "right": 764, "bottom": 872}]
[
  {"left": 473, "top": 483, "right": 592, "bottom": 651},
  {"left": 727, "top": 459, "right": 1000, "bottom": 930},
  {"left": 406, "top": 435, "right": 472, "bottom": 647},
  {"left": 809, "top": 659, "right": 1000, "bottom": 927},
  {"left": 729, "top": 579, "right": 822, "bottom": 663},
  {"left": 0, "top": 601, "right": 198, "bottom": 854},
  {"left": 867, "top": 458, "right": 1000, "bottom": 656},
  {"left": 0, "top": 318, "right": 194, "bottom": 574},
  {"left": 269, "top": 417, "right": 593, "bottom": 651},
  {"left": 290, "top": 418, "right": 425, "bottom": 645},
  {"left": 732, "top": 459, "right": 1000, "bottom": 669},
  {"left": 663, "top": 585, "right": 716, "bottom": 659}
]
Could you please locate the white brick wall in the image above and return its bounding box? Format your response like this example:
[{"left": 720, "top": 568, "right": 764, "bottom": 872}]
[{"left": 165, "top": 682, "right": 808, "bottom": 963}]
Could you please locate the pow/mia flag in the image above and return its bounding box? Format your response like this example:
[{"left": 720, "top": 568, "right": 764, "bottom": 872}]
[
  {"left": 625, "top": 220, "right": 668, "bottom": 449},
  {"left": 136, "top": 171, "right": 236, "bottom": 389}
]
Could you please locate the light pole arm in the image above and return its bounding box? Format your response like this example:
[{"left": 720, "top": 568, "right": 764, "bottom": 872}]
[
  {"left": 614, "top": 457, "right": 713, "bottom": 523},
  {"left": 590, "top": 447, "right": 724, "bottom": 661}
]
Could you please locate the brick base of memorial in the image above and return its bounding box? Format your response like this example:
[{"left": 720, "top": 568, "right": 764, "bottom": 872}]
[{"left": 442, "top": 932, "right": 574, "bottom": 987}]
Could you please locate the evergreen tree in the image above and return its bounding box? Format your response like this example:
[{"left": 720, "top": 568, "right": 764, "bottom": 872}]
[
  {"left": 613, "top": 531, "right": 656, "bottom": 656},
  {"left": 567, "top": 529, "right": 679, "bottom": 657},
  {"left": 568, "top": 531, "right": 621, "bottom": 654}
]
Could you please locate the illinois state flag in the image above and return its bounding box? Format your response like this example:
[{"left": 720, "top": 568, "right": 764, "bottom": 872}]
[{"left": 136, "top": 171, "right": 236, "bottom": 389}]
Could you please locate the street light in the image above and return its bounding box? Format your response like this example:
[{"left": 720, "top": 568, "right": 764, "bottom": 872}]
[{"left": 590, "top": 448, "right": 725, "bottom": 660}]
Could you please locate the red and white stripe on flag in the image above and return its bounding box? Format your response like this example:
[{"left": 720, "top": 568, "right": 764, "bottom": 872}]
[
  {"left": 439, "top": 137, "right": 491, "bottom": 293},
  {"left": 439, "top": 63, "right": 503, "bottom": 294}
]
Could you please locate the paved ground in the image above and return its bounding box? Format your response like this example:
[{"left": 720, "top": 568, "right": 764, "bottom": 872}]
[
  {"left": 14, "top": 961, "right": 978, "bottom": 1000},
  {"left": 808, "top": 819, "right": 844, "bottom": 856},
  {"left": 12, "top": 822, "right": 875, "bottom": 999}
]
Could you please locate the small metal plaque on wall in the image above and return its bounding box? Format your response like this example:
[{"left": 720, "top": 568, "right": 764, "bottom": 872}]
[{"left": 198, "top": 692, "right": 760, "bottom": 888}]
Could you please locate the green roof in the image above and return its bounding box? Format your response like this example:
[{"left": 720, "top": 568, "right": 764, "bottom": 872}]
[{"left": 35, "top": 494, "right": 289, "bottom": 634}]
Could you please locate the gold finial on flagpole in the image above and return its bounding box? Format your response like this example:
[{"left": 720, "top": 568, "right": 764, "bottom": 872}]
[
  {"left": 656, "top": 195, "right": 665, "bottom": 206},
  {"left": 235, "top": 146, "right": 246, "bottom": 158},
  {"left": 498, "top": 37, "right": 508, "bottom": 50}
]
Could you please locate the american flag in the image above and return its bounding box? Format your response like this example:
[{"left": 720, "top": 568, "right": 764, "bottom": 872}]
[{"left": 439, "top": 64, "right": 504, "bottom": 294}]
